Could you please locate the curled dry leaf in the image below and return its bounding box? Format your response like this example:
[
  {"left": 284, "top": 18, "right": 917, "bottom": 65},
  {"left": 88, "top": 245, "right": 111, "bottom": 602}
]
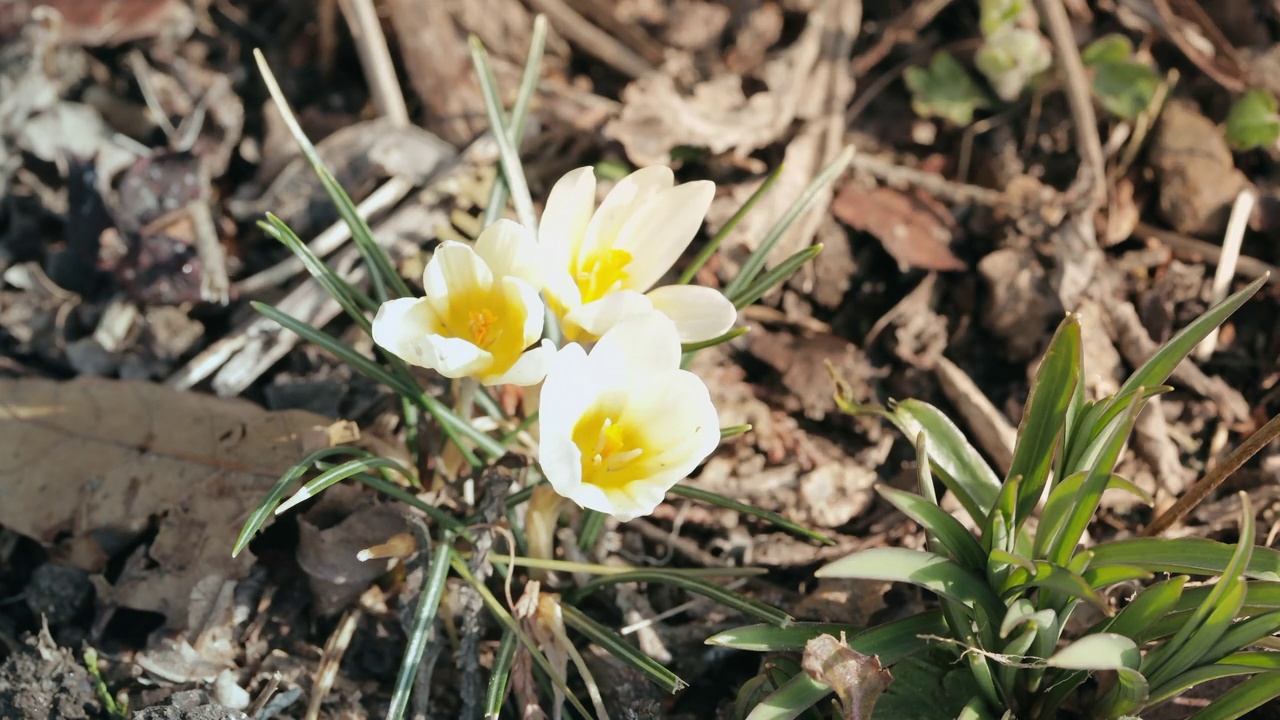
[
  {"left": 0, "top": 377, "right": 334, "bottom": 629},
  {"left": 831, "top": 183, "right": 966, "bottom": 272},
  {"left": 802, "top": 633, "right": 893, "bottom": 720},
  {"left": 604, "top": 72, "right": 787, "bottom": 166}
]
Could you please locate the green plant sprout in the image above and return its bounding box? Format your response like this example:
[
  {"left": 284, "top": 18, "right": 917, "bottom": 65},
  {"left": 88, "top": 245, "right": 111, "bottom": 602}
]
[
  {"left": 905, "top": 4, "right": 1161, "bottom": 127},
  {"left": 233, "top": 13, "right": 845, "bottom": 720},
  {"left": 717, "top": 273, "right": 1280, "bottom": 720}
]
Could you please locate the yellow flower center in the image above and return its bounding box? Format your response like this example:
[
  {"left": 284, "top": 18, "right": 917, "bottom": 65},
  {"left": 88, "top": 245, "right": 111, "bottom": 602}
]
[
  {"left": 571, "top": 405, "right": 648, "bottom": 491},
  {"left": 439, "top": 286, "right": 528, "bottom": 375},
  {"left": 468, "top": 308, "right": 498, "bottom": 348},
  {"left": 575, "top": 247, "right": 633, "bottom": 304}
]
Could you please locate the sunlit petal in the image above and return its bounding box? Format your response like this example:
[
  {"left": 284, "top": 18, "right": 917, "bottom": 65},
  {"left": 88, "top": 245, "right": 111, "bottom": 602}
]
[
  {"left": 475, "top": 219, "right": 543, "bottom": 289},
  {"left": 539, "top": 167, "right": 596, "bottom": 271},
  {"left": 645, "top": 284, "right": 737, "bottom": 343},
  {"left": 563, "top": 290, "right": 654, "bottom": 340},
  {"left": 613, "top": 180, "right": 715, "bottom": 291},
  {"left": 579, "top": 165, "right": 673, "bottom": 261}
]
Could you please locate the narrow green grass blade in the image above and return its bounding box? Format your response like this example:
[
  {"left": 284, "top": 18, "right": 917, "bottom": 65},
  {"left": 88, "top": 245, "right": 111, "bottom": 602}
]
[
  {"left": 387, "top": 539, "right": 452, "bottom": 720},
  {"left": 1008, "top": 316, "right": 1080, "bottom": 520},
  {"left": 816, "top": 548, "right": 1004, "bottom": 622},
  {"left": 1109, "top": 274, "right": 1267, "bottom": 417},
  {"left": 723, "top": 145, "right": 853, "bottom": 299},
  {"left": 681, "top": 326, "right": 750, "bottom": 353},
  {"left": 484, "top": 629, "right": 518, "bottom": 719},
  {"left": 490, "top": 555, "right": 762, "bottom": 578},
  {"left": 1036, "top": 471, "right": 1152, "bottom": 559},
  {"left": 1090, "top": 539, "right": 1280, "bottom": 580},
  {"left": 1146, "top": 495, "right": 1255, "bottom": 686},
  {"left": 1147, "top": 663, "right": 1280, "bottom": 708},
  {"left": 1006, "top": 559, "right": 1108, "bottom": 613},
  {"left": 276, "top": 456, "right": 415, "bottom": 514},
  {"left": 744, "top": 670, "right": 831, "bottom": 720},
  {"left": 679, "top": 164, "right": 784, "bottom": 285},
  {"left": 260, "top": 216, "right": 378, "bottom": 315},
  {"left": 876, "top": 484, "right": 985, "bottom": 569},
  {"left": 577, "top": 509, "right": 606, "bottom": 552},
  {"left": 669, "top": 484, "right": 832, "bottom": 544},
  {"left": 889, "top": 399, "right": 1001, "bottom": 522},
  {"left": 253, "top": 49, "right": 410, "bottom": 301},
  {"left": 728, "top": 244, "right": 824, "bottom": 310},
  {"left": 250, "top": 302, "right": 501, "bottom": 464},
  {"left": 1041, "top": 392, "right": 1141, "bottom": 566},
  {"left": 573, "top": 571, "right": 792, "bottom": 626},
  {"left": 233, "top": 446, "right": 363, "bottom": 557},
  {"left": 450, "top": 553, "right": 594, "bottom": 719},
  {"left": 340, "top": 469, "right": 466, "bottom": 534},
  {"left": 468, "top": 37, "right": 537, "bottom": 231},
  {"left": 1202, "top": 611, "right": 1280, "bottom": 664},
  {"left": 1185, "top": 671, "right": 1280, "bottom": 720},
  {"left": 705, "top": 622, "right": 863, "bottom": 652},
  {"left": 560, "top": 604, "right": 686, "bottom": 694},
  {"left": 720, "top": 424, "right": 752, "bottom": 439},
  {"left": 1081, "top": 564, "right": 1153, "bottom": 590},
  {"left": 482, "top": 15, "right": 547, "bottom": 228}
]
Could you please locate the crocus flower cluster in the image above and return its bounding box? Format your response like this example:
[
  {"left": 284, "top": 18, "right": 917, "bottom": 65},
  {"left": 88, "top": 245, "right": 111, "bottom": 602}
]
[{"left": 371, "top": 167, "right": 729, "bottom": 520}]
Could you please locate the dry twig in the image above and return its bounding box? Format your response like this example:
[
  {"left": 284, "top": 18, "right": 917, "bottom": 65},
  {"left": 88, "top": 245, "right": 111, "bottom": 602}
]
[
  {"left": 1035, "top": 0, "right": 1106, "bottom": 207},
  {"left": 337, "top": 0, "right": 410, "bottom": 126}
]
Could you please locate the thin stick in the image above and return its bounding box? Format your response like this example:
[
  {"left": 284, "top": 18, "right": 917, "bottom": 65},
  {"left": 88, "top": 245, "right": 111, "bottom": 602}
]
[
  {"left": 305, "top": 607, "right": 361, "bottom": 720},
  {"left": 1142, "top": 413, "right": 1280, "bottom": 538},
  {"left": 233, "top": 177, "right": 414, "bottom": 297},
  {"left": 1135, "top": 221, "right": 1278, "bottom": 279},
  {"left": 1195, "top": 188, "right": 1255, "bottom": 361},
  {"left": 337, "top": 0, "right": 410, "bottom": 126},
  {"left": 525, "top": 0, "right": 652, "bottom": 79},
  {"left": 1035, "top": 0, "right": 1106, "bottom": 207}
]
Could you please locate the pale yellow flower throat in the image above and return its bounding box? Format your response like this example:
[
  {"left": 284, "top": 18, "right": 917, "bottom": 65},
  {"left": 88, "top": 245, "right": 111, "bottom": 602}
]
[
  {"left": 573, "top": 406, "right": 645, "bottom": 490},
  {"left": 576, "top": 247, "right": 633, "bottom": 304}
]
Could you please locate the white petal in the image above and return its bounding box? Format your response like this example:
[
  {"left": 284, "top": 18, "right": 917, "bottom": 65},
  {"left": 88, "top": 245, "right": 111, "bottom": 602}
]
[
  {"left": 371, "top": 297, "right": 444, "bottom": 366},
  {"left": 423, "top": 242, "right": 493, "bottom": 312},
  {"left": 645, "top": 284, "right": 737, "bottom": 343},
  {"left": 625, "top": 370, "right": 721, "bottom": 466},
  {"left": 579, "top": 166, "right": 674, "bottom": 261},
  {"left": 498, "top": 276, "right": 546, "bottom": 348},
  {"left": 613, "top": 180, "right": 715, "bottom": 291},
  {"left": 476, "top": 219, "right": 542, "bottom": 288},
  {"left": 416, "top": 335, "right": 493, "bottom": 378},
  {"left": 538, "top": 342, "right": 598, "bottom": 438},
  {"left": 483, "top": 339, "right": 555, "bottom": 386},
  {"left": 563, "top": 290, "right": 654, "bottom": 339},
  {"left": 539, "top": 167, "right": 596, "bottom": 271},
  {"left": 600, "top": 488, "right": 662, "bottom": 522},
  {"left": 589, "top": 311, "right": 682, "bottom": 377}
]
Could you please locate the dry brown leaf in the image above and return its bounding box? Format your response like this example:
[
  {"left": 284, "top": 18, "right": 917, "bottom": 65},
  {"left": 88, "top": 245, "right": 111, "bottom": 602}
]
[
  {"left": 604, "top": 72, "right": 786, "bottom": 166},
  {"left": 832, "top": 184, "right": 965, "bottom": 272},
  {"left": 0, "top": 377, "right": 334, "bottom": 629}
]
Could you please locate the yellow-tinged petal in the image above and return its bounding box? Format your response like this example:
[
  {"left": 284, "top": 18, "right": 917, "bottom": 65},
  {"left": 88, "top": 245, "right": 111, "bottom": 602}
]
[
  {"left": 645, "top": 284, "right": 737, "bottom": 343},
  {"left": 578, "top": 165, "right": 673, "bottom": 264},
  {"left": 562, "top": 290, "right": 654, "bottom": 340},
  {"left": 373, "top": 230, "right": 548, "bottom": 386},
  {"left": 539, "top": 167, "right": 596, "bottom": 272},
  {"left": 475, "top": 218, "right": 543, "bottom": 289},
  {"left": 538, "top": 313, "right": 719, "bottom": 521},
  {"left": 612, "top": 180, "right": 715, "bottom": 292}
]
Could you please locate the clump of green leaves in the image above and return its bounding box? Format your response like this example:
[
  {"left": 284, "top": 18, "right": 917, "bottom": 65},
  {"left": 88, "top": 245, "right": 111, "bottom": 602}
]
[
  {"left": 1081, "top": 34, "right": 1160, "bottom": 121},
  {"left": 1225, "top": 89, "right": 1280, "bottom": 151},
  {"left": 904, "top": 51, "right": 993, "bottom": 126},
  {"left": 905, "top": 4, "right": 1164, "bottom": 127},
  {"left": 718, "top": 274, "right": 1280, "bottom": 720}
]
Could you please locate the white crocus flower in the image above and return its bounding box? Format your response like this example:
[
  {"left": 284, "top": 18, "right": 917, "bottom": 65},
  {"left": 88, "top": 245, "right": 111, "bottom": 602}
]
[
  {"left": 372, "top": 219, "right": 552, "bottom": 386},
  {"left": 538, "top": 312, "right": 720, "bottom": 521},
  {"left": 539, "top": 166, "right": 738, "bottom": 343}
]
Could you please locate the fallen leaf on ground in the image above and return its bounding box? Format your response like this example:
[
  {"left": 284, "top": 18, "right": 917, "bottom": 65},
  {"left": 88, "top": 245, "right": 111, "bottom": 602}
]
[
  {"left": 831, "top": 183, "right": 966, "bottom": 271},
  {"left": 0, "top": 377, "right": 334, "bottom": 629}
]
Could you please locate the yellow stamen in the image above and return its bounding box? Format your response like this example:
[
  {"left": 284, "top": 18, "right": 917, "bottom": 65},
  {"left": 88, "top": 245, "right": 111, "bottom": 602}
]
[
  {"left": 572, "top": 408, "right": 647, "bottom": 489},
  {"left": 468, "top": 308, "right": 497, "bottom": 347},
  {"left": 576, "top": 248, "right": 633, "bottom": 304}
]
